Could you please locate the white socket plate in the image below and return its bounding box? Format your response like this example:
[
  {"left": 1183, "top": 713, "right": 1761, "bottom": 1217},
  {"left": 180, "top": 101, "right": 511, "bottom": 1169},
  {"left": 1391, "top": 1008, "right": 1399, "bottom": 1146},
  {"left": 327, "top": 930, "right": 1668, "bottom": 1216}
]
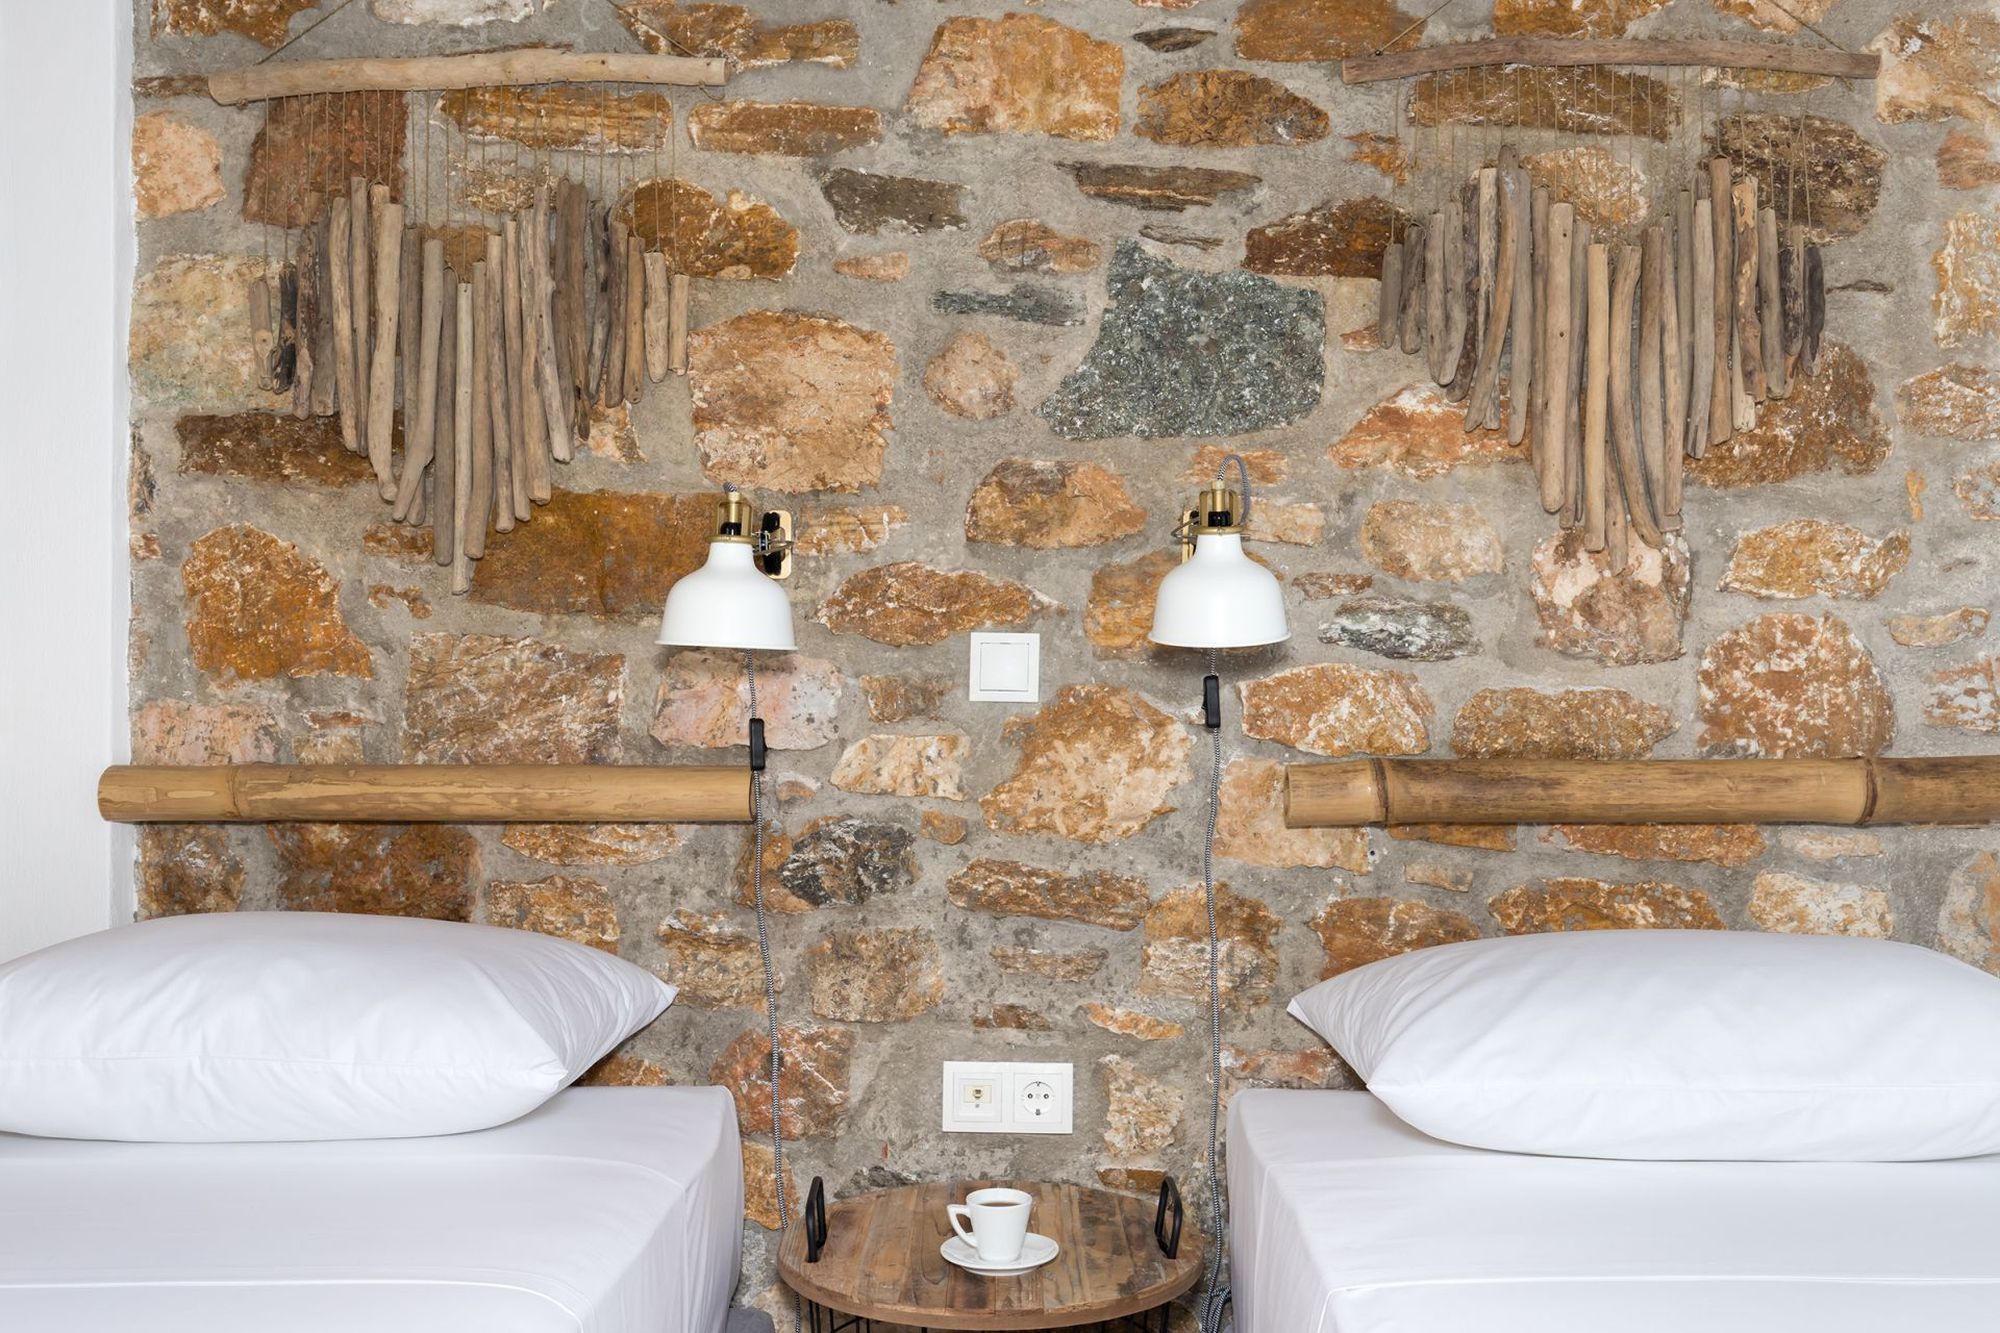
[
  {"left": 941, "top": 1060, "right": 1072, "bottom": 1135},
  {"left": 968, "top": 632, "right": 1040, "bottom": 703}
]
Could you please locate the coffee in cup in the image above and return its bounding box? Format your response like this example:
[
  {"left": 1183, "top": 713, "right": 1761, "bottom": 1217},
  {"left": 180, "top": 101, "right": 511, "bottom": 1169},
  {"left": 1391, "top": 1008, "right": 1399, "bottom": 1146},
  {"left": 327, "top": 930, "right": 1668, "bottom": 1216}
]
[{"left": 947, "top": 1187, "right": 1034, "bottom": 1264}]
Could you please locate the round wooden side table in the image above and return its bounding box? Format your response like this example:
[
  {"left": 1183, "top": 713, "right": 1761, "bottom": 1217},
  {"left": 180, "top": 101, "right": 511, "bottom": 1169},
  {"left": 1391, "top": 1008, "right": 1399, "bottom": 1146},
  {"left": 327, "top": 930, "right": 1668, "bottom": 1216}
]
[{"left": 776, "top": 1176, "right": 1202, "bottom": 1332}]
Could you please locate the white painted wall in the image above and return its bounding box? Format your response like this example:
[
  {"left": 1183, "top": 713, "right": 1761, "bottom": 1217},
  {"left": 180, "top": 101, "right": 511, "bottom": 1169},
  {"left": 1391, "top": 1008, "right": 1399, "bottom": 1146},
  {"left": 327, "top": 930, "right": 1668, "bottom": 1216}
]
[{"left": 0, "top": 2, "right": 134, "bottom": 958}]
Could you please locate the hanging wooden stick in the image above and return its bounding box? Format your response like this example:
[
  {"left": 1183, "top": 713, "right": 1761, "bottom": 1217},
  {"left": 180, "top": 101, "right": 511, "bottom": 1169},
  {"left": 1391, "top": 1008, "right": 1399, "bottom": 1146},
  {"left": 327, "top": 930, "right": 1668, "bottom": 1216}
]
[
  {"left": 1758, "top": 206, "right": 1787, "bottom": 400},
  {"left": 531, "top": 186, "right": 572, "bottom": 464},
  {"left": 1606, "top": 446, "right": 1632, "bottom": 572},
  {"left": 644, "top": 250, "right": 671, "bottom": 382},
  {"left": 1732, "top": 177, "right": 1764, "bottom": 408},
  {"left": 500, "top": 215, "right": 528, "bottom": 510},
  {"left": 394, "top": 238, "right": 444, "bottom": 523},
  {"left": 1584, "top": 241, "right": 1610, "bottom": 552},
  {"left": 559, "top": 181, "right": 589, "bottom": 436},
  {"left": 293, "top": 226, "right": 318, "bottom": 417},
  {"left": 474, "top": 254, "right": 507, "bottom": 541},
  {"left": 1781, "top": 223, "right": 1806, "bottom": 367},
  {"left": 309, "top": 209, "right": 338, "bottom": 418},
  {"left": 599, "top": 215, "right": 629, "bottom": 406},
  {"left": 1706, "top": 158, "right": 1734, "bottom": 447},
  {"left": 433, "top": 275, "right": 457, "bottom": 570},
  {"left": 1673, "top": 189, "right": 1695, "bottom": 430},
  {"left": 1564, "top": 216, "right": 1590, "bottom": 528},
  {"left": 1638, "top": 226, "right": 1666, "bottom": 531},
  {"left": 1398, "top": 217, "right": 1427, "bottom": 356},
  {"left": 451, "top": 279, "right": 475, "bottom": 593},
  {"left": 275, "top": 264, "right": 300, "bottom": 394},
  {"left": 667, "top": 271, "right": 690, "bottom": 375},
  {"left": 1439, "top": 193, "right": 1469, "bottom": 389},
  {"left": 623, "top": 231, "right": 646, "bottom": 404},
  {"left": 1511, "top": 179, "right": 1540, "bottom": 448},
  {"left": 1541, "top": 201, "right": 1574, "bottom": 515},
  {"left": 367, "top": 188, "right": 404, "bottom": 503},
  {"left": 251, "top": 277, "right": 276, "bottom": 393},
  {"left": 586, "top": 207, "right": 611, "bottom": 406},
  {"left": 1467, "top": 159, "right": 1520, "bottom": 430},
  {"left": 348, "top": 176, "right": 373, "bottom": 460},
  {"left": 1802, "top": 243, "right": 1824, "bottom": 376},
  {"left": 1378, "top": 238, "right": 1405, "bottom": 345},
  {"left": 1425, "top": 211, "right": 1448, "bottom": 382},
  {"left": 397, "top": 225, "right": 419, "bottom": 422},
  {"left": 1688, "top": 196, "right": 1716, "bottom": 459},
  {"left": 484, "top": 234, "right": 521, "bottom": 527},
  {"left": 1610, "top": 243, "right": 1663, "bottom": 547},
  {"left": 329, "top": 198, "right": 358, "bottom": 451},
  {"left": 1474, "top": 165, "right": 1497, "bottom": 376},
  {"left": 1446, "top": 181, "right": 1479, "bottom": 402},
  {"left": 465, "top": 261, "right": 492, "bottom": 560},
  {"left": 516, "top": 215, "right": 552, "bottom": 505},
  {"left": 1660, "top": 222, "right": 1686, "bottom": 528}
]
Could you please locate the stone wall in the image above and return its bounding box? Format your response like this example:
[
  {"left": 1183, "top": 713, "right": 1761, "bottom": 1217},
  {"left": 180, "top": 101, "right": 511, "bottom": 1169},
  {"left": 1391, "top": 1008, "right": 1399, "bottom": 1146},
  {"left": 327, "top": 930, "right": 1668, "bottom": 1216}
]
[{"left": 128, "top": 0, "right": 2000, "bottom": 1315}]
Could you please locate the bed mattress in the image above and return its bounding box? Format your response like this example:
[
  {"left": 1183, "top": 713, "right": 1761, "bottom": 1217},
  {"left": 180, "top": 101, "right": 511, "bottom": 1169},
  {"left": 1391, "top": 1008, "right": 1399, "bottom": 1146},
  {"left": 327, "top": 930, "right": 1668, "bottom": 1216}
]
[
  {"left": 0, "top": 1085, "right": 741, "bottom": 1333},
  {"left": 1229, "top": 1088, "right": 2000, "bottom": 1333}
]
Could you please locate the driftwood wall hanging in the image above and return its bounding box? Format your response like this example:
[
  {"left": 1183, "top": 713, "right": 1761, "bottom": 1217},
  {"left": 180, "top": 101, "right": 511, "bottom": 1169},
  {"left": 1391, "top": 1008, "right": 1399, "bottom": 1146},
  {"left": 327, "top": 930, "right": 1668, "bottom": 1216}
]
[
  {"left": 1356, "top": 36, "right": 1878, "bottom": 574},
  {"left": 217, "top": 49, "right": 723, "bottom": 595}
]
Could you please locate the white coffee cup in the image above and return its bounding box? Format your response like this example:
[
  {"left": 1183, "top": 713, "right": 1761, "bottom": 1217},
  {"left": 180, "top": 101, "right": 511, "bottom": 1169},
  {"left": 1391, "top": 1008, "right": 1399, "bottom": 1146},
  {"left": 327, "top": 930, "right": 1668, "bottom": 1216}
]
[{"left": 947, "top": 1186, "right": 1034, "bottom": 1264}]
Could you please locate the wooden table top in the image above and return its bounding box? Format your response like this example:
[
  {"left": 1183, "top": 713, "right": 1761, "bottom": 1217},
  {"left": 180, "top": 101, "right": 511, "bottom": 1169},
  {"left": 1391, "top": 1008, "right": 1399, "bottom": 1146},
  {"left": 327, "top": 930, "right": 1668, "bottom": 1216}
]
[{"left": 775, "top": 1179, "right": 1204, "bottom": 1331}]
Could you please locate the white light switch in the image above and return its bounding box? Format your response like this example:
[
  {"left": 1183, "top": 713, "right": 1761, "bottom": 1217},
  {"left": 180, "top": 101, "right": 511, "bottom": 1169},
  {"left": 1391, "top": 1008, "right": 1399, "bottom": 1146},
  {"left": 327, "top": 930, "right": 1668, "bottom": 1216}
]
[{"left": 968, "top": 632, "right": 1040, "bottom": 703}]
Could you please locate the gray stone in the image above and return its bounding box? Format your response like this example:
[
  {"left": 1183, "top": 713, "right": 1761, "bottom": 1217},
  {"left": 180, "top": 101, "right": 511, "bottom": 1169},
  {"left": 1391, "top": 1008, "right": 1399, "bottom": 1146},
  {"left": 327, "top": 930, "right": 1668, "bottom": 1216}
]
[
  {"left": 1040, "top": 241, "right": 1324, "bottom": 440},
  {"left": 819, "top": 169, "right": 966, "bottom": 235},
  {"left": 1133, "top": 27, "right": 1216, "bottom": 52},
  {"left": 932, "top": 284, "right": 1084, "bottom": 327},
  {"left": 778, "top": 818, "right": 918, "bottom": 907},
  {"left": 1319, "top": 596, "right": 1478, "bottom": 662}
]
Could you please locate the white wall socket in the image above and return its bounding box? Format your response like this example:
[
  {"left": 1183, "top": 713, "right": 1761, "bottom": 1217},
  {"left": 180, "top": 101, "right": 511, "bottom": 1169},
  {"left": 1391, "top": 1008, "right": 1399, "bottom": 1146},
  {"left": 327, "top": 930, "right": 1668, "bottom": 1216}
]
[{"left": 941, "top": 1061, "right": 1073, "bottom": 1135}]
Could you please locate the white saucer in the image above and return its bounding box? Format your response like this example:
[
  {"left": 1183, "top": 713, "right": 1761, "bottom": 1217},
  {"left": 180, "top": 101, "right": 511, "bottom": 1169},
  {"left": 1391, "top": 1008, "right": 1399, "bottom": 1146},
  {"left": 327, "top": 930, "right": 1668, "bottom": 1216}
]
[{"left": 940, "top": 1231, "right": 1059, "bottom": 1276}]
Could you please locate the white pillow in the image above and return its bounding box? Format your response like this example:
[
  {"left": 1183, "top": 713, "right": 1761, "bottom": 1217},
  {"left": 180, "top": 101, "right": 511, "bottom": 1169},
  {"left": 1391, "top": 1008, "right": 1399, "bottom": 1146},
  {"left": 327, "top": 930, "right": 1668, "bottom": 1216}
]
[
  {"left": 1289, "top": 929, "right": 2000, "bottom": 1162},
  {"left": 0, "top": 911, "right": 674, "bottom": 1142}
]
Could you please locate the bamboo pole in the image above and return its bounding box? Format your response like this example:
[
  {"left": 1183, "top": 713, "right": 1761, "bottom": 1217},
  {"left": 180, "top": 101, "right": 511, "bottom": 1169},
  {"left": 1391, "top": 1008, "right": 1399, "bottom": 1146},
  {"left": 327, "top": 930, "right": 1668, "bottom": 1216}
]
[
  {"left": 209, "top": 51, "right": 725, "bottom": 104},
  {"left": 1284, "top": 758, "right": 2000, "bottom": 829},
  {"left": 667, "top": 271, "right": 690, "bottom": 374},
  {"left": 100, "top": 764, "right": 753, "bottom": 824},
  {"left": 1583, "top": 241, "right": 1610, "bottom": 551},
  {"left": 1341, "top": 37, "right": 1879, "bottom": 84}
]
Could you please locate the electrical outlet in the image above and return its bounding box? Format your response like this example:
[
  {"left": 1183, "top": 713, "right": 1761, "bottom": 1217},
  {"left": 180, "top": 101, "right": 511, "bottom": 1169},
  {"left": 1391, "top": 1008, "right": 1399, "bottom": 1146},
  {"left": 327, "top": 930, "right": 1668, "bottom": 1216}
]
[{"left": 941, "top": 1061, "right": 1073, "bottom": 1135}]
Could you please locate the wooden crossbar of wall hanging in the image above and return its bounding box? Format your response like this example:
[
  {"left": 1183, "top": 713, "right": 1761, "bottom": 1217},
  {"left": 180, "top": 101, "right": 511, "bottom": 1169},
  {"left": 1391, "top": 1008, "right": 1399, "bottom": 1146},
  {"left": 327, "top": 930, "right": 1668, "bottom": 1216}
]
[
  {"left": 1341, "top": 38, "right": 1879, "bottom": 85},
  {"left": 1283, "top": 758, "right": 2000, "bottom": 828},
  {"left": 207, "top": 51, "right": 726, "bottom": 105},
  {"left": 97, "top": 764, "right": 753, "bottom": 824}
]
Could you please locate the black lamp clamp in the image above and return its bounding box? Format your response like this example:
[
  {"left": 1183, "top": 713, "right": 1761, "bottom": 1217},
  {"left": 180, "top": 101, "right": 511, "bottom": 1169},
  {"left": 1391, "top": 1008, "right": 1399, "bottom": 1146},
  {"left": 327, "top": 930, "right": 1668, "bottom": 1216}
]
[{"left": 715, "top": 484, "right": 795, "bottom": 582}]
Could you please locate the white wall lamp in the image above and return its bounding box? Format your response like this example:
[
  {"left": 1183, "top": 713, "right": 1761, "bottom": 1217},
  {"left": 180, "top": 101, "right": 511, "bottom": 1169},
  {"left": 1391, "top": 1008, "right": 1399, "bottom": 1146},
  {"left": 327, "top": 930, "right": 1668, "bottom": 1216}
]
[{"left": 1147, "top": 455, "right": 1288, "bottom": 1333}]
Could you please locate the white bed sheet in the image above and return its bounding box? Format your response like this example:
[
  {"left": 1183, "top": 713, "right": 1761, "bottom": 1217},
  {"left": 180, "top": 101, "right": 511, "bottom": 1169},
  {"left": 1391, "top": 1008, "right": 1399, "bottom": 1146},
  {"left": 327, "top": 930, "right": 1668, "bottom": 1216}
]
[
  {"left": 1229, "top": 1088, "right": 2000, "bottom": 1333},
  {"left": 0, "top": 1086, "right": 742, "bottom": 1333}
]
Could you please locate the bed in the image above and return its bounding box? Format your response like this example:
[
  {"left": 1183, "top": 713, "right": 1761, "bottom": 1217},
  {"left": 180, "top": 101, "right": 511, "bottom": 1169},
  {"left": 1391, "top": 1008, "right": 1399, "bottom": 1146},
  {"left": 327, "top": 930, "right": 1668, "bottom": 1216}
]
[
  {"left": 0, "top": 1085, "right": 742, "bottom": 1333},
  {"left": 1229, "top": 1088, "right": 2000, "bottom": 1333}
]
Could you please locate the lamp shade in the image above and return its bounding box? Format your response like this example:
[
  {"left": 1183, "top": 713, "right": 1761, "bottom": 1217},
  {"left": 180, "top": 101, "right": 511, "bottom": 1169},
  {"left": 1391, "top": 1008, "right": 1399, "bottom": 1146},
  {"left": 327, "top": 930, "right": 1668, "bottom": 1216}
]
[
  {"left": 657, "top": 539, "right": 797, "bottom": 651},
  {"left": 1147, "top": 532, "right": 1289, "bottom": 649}
]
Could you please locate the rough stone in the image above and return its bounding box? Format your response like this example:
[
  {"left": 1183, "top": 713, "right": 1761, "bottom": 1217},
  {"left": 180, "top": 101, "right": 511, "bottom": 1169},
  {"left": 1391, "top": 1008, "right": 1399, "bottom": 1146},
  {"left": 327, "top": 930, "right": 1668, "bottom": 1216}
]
[
  {"left": 1234, "top": 0, "right": 1426, "bottom": 61},
  {"left": 1453, "top": 687, "right": 1676, "bottom": 759},
  {"left": 1522, "top": 147, "right": 1649, "bottom": 230},
  {"left": 1938, "top": 129, "right": 2000, "bottom": 189},
  {"left": 617, "top": 2, "right": 858, "bottom": 71},
  {"left": 1186, "top": 447, "right": 1288, "bottom": 485},
  {"left": 269, "top": 824, "right": 478, "bottom": 920},
  {"left": 1360, "top": 501, "right": 1503, "bottom": 583},
  {"left": 402, "top": 634, "right": 623, "bottom": 764},
  {"left": 501, "top": 824, "right": 681, "bottom": 866},
  {"left": 1135, "top": 26, "right": 1216, "bottom": 53},
  {"left": 183, "top": 526, "right": 371, "bottom": 684},
  {"left": 1404, "top": 862, "right": 1472, "bottom": 893},
  {"left": 830, "top": 734, "right": 969, "bottom": 800},
  {"left": 1101, "top": 1056, "right": 1183, "bottom": 1159},
  {"left": 687, "top": 101, "right": 880, "bottom": 156},
  {"left": 1311, "top": 897, "right": 1481, "bottom": 977},
  {"left": 819, "top": 169, "right": 967, "bottom": 234},
  {"left": 973, "top": 1004, "right": 1052, "bottom": 1031},
  {"left": 657, "top": 913, "right": 767, "bottom": 1008},
  {"left": 1392, "top": 824, "right": 1518, "bottom": 852},
  {"left": 1295, "top": 572, "right": 1376, "bottom": 599},
  {"left": 1897, "top": 364, "right": 2000, "bottom": 439},
  {"left": 1958, "top": 461, "right": 2000, "bottom": 520},
  {"left": 1329, "top": 384, "right": 1523, "bottom": 477},
  {"left": 905, "top": 14, "right": 1122, "bottom": 141},
  {"left": 176, "top": 413, "right": 375, "bottom": 486},
  {"left": 769, "top": 817, "right": 918, "bottom": 911},
  {"left": 242, "top": 91, "right": 405, "bottom": 228},
  {"left": 366, "top": 585, "right": 429, "bottom": 619},
  {"left": 1084, "top": 550, "right": 1181, "bottom": 657},
  {"left": 1937, "top": 852, "right": 2000, "bottom": 975},
  {"left": 361, "top": 522, "right": 435, "bottom": 563},
  {"left": 741, "top": 1139, "right": 795, "bottom": 1232},
  {"left": 152, "top": 0, "right": 317, "bottom": 47},
  {"left": 992, "top": 946, "right": 1108, "bottom": 980},
  {"left": 486, "top": 876, "right": 619, "bottom": 952},
  {"left": 131, "top": 257, "right": 290, "bottom": 412},
  {"left": 1541, "top": 823, "right": 1766, "bottom": 867},
  {"left": 1214, "top": 758, "right": 1372, "bottom": 871},
  {"left": 1720, "top": 520, "right": 1910, "bottom": 600},
  {"left": 709, "top": 1025, "right": 853, "bottom": 1139},
  {"left": 966, "top": 459, "right": 1145, "bottom": 548},
  {"left": 582, "top": 1054, "right": 669, "bottom": 1088},
  {"left": 1223, "top": 1047, "right": 1347, "bottom": 1094},
  {"left": 1697, "top": 614, "right": 1895, "bottom": 757},
  {"left": 1346, "top": 132, "right": 1410, "bottom": 185},
  {"left": 1081, "top": 1005, "right": 1185, "bottom": 1042},
  {"left": 137, "top": 825, "right": 244, "bottom": 918},
  {"left": 923, "top": 332, "right": 1018, "bottom": 420},
  {"left": 1785, "top": 831, "right": 1885, "bottom": 862},
  {"left": 1060, "top": 162, "right": 1260, "bottom": 212},
  {"left": 1140, "top": 224, "right": 1226, "bottom": 250},
  {"left": 1319, "top": 596, "right": 1477, "bottom": 662},
  {"left": 983, "top": 686, "right": 1192, "bottom": 842},
  {"left": 921, "top": 811, "right": 967, "bottom": 845},
  {"left": 1415, "top": 67, "right": 1677, "bottom": 139},
  {"left": 1933, "top": 213, "right": 2000, "bottom": 349},
  {"left": 860, "top": 675, "right": 951, "bottom": 724},
  {"left": 1749, "top": 871, "right": 1893, "bottom": 938},
  {"left": 807, "top": 928, "right": 943, "bottom": 1022},
  {"left": 1926, "top": 656, "right": 2000, "bottom": 733},
  {"left": 1869, "top": 14, "right": 2000, "bottom": 130},
  {"left": 977, "top": 220, "right": 1100, "bottom": 275},
  {"left": 1711, "top": 113, "right": 1886, "bottom": 243},
  {"left": 133, "top": 112, "right": 221, "bottom": 219},
  {"left": 1239, "top": 662, "right": 1433, "bottom": 757},
  {"left": 932, "top": 283, "right": 1084, "bottom": 327},
  {"left": 1495, "top": 0, "right": 1669, "bottom": 36},
  {"left": 1136, "top": 70, "right": 1329, "bottom": 148},
  {"left": 1244, "top": 196, "right": 1410, "bottom": 280},
  {"left": 1889, "top": 607, "right": 1991, "bottom": 648},
  {"left": 1491, "top": 879, "right": 1725, "bottom": 933},
  {"left": 948, "top": 860, "right": 1151, "bottom": 931},
  {"left": 795, "top": 505, "right": 907, "bottom": 556},
  {"left": 372, "top": 0, "right": 531, "bottom": 20},
  {"left": 1715, "top": 0, "right": 1835, "bottom": 33},
  {"left": 133, "top": 699, "right": 279, "bottom": 765},
  {"left": 820, "top": 563, "right": 1036, "bottom": 646},
  {"left": 651, "top": 650, "right": 840, "bottom": 751},
  {"left": 441, "top": 86, "right": 670, "bottom": 152},
  {"left": 1139, "top": 885, "right": 1281, "bottom": 1006},
  {"left": 619, "top": 180, "right": 798, "bottom": 278},
  {"left": 471, "top": 490, "right": 713, "bottom": 619},
  {"left": 833, "top": 252, "right": 909, "bottom": 282},
  {"left": 689, "top": 311, "right": 896, "bottom": 493},
  {"left": 1530, "top": 530, "right": 1693, "bottom": 665}
]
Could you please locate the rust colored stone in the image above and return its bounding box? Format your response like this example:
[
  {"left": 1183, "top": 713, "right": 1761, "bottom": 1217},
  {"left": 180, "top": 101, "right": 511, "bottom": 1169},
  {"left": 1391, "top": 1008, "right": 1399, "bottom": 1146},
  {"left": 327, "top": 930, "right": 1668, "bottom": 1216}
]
[
  {"left": 1215, "top": 758, "right": 1371, "bottom": 872},
  {"left": 1244, "top": 196, "right": 1408, "bottom": 279},
  {"left": 133, "top": 699, "right": 279, "bottom": 765},
  {"left": 830, "top": 734, "right": 970, "bottom": 800},
  {"left": 709, "top": 1025, "right": 854, "bottom": 1139},
  {"left": 652, "top": 649, "right": 841, "bottom": 751},
  {"left": 687, "top": 100, "right": 881, "bottom": 156},
  {"left": 177, "top": 413, "right": 376, "bottom": 486},
  {"left": 1404, "top": 862, "right": 1472, "bottom": 893},
  {"left": 1933, "top": 213, "right": 2000, "bottom": 349},
  {"left": 923, "top": 332, "right": 1018, "bottom": 420},
  {"left": 133, "top": 112, "right": 221, "bottom": 219},
  {"left": 132, "top": 257, "right": 290, "bottom": 412},
  {"left": 1938, "top": 129, "right": 2000, "bottom": 189},
  {"left": 1889, "top": 607, "right": 1991, "bottom": 648},
  {"left": 440, "top": 87, "right": 671, "bottom": 152},
  {"left": 1452, "top": 686, "right": 1676, "bottom": 759},
  {"left": 966, "top": 459, "right": 1146, "bottom": 548},
  {"left": 807, "top": 928, "right": 944, "bottom": 1022},
  {"left": 977, "top": 220, "right": 1101, "bottom": 275},
  {"left": 1938, "top": 852, "right": 2000, "bottom": 975},
  {"left": 1360, "top": 500, "right": 1503, "bottom": 582},
  {"left": 860, "top": 675, "right": 951, "bottom": 724},
  {"left": 1413, "top": 67, "right": 1677, "bottom": 140},
  {"left": 1785, "top": 831, "right": 1885, "bottom": 862},
  {"left": 402, "top": 633, "right": 623, "bottom": 764},
  {"left": 690, "top": 311, "right": 896, "bottom": 493},
  {"left": 1311, "top": 896, "right": 1481, "bottom": 977},
  {"left": 820, "top": 563, "right": 1036, "bottom": 646},
  {"left": 1491, "top": 879, "right": 1725, "bottom": 933},
  {"left": 1140, "top": 885, "right": 1280, "bottom": 1005},
  {"left": 1494, "top": 0, "right": 1668, "bottom": 36},
  {"left": 982, "top": 686, "right": 1192, "bottom": 842},
  {"left": 905, "top": 14, "right": 1123, "bottom": 141},
  {"left": 152, "top": 0, "right": 318, "bottom": 47},
  {"left": 1522, "top": 147, "right": 1649, "bottom": 230},
  {"left": 1390, "top": 824, "right": 1518, "bottom": 852},
  {"left": 1295, "top": 572, "right": 1376, "bottom": 600},
  {"left": 1346, "top": 132, "right": 1410, "bottom": 184},
  {"left": 1329, "top": 384, "right": 1524, "bottom": 477},
  {"left": 1711, "top": 114, "right": 1885, "bottom": 243},
  {"left": 242, "top": 90, "right": 406, "bottom": 228},
  {"left": 921, "top": 811, "right": 968, "bottom": 845},
  {"left": 183, "top": 526, "right": 371, "bottom": 684},
  {"left": 742, "top": 1139, "right": 796, "bottom": 1231},
  {"left": 469, "top": 490, "right": 709, "bottom": 619},
  {"left": 501, "top": 824, "right": 682, "bottom": 866},
  {"left": 833, "top": 252, "right": 910, "bottom": 282},
  {"left": 1898, "top": 364, "right": 2000, "bottom": 439},
  {"left": 1101, "top": 1056, "right": 1183, "bottom": 1159},
  {"left": 1061, "top": 162, "right": 1261, "bottom": 211},
  {"left": 1240, "top": 662, "right": 1433, "bottom": 757},
  {"left": 795, "top": 505, "right": 907, "bottom": 556},
  {"left": 657, "top": 912, "right": 768, "bottom": 1008},
  {"left": 137, "top": 825, "right": 244, "bottom": 918},
  {"left": 1234, "top": 0, "right": 1426, "bottom": 61},
  {"left": 365, "top": 585, "right": 430, "bottom": 619},
  {"left": 362, "top": 522, "right": 434, "bottom": 563},
  {"left": 486, "top": 876, "right": 619, "bottom": 952},
  {"left": 1085, "top": 550, "right": 1179, "bottom": 657},
  {"left": 620, "top": 179, "right": 798, "bottom": 279},
  {"left": 1136, "top": 70, "right": 1329, "bottom": 148},
  {"left": 1869, "top": 13, "right": 2000, "bottom": 130},
  {"left": 1959, "top": 461, "right": 2000, "bottom": 520},
  {"left": 1541, "top": 824, "right": 1768, "bottom": 868},
  {"left": 1530, "top": 530, "right": 1692, "bottom": 665},
  {"left": 1224, "top": 1047, "right": 1348, "bottom": 1094},
  {"left": 1716, "top": 0, "right": 1835, "bottom": 33},
  {"left": 974, "top": 1005, "right": 1052, "bottom": 1032},
  {"left": 947, "top": 859, "right": 1152, "bottom": 931},
  {"left": 269, "top": 824, "right": 479, "bottom": 920},
  {"left": 1927, "top": 656, "right": 2000, "bottom": 734},
  {"left": 1721, "top": 520, "right": 1910, "bottom": 600},
  {"left": 1697, "top": 614, "right": 1895, "bottom": 757},
  {"left": 581, "top": 1053, "right": 670, "bottom": 1087},
  {"left": 1749, "top": 871, "right": 1893, "bottom": 938},
  {"left": 1081, "top": 1004, "right": 1185, "bottom": 1042},
  {"left": 618, "top": 2, "right": 859, "bottom": 71},
  {"left": 992, "top": 945, "right": 1108, "bottom": 980},
  {"left": 1185, "top": 447, "right": 1287, "bottom": 484}
]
